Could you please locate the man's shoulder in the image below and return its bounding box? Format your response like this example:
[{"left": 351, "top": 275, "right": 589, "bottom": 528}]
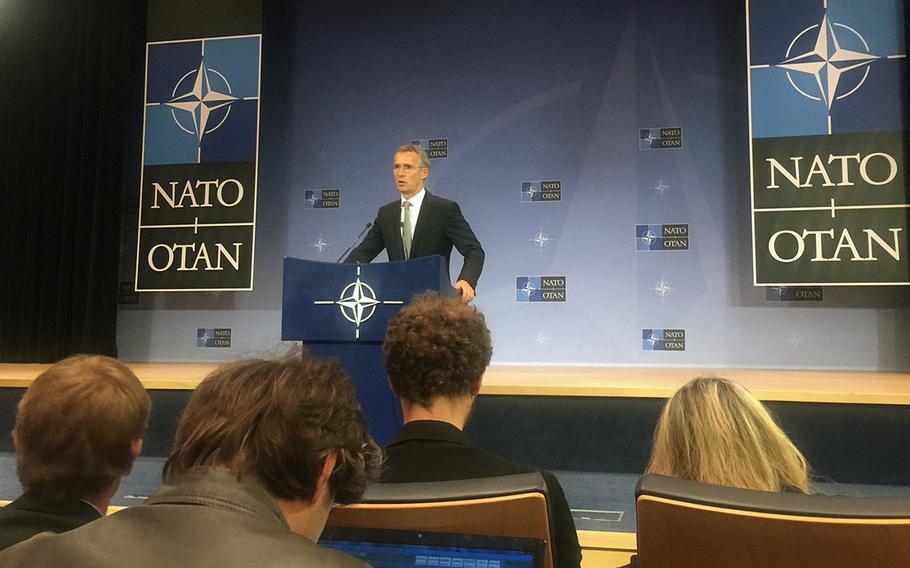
[
  {"left": 0, "top": 496, "right": 98, "bottom": 552},
  {"left": 425, "top": 191, "right": 460, "bottom": 209},
  {"left": 0, "top": 512, "right": 370, "bottom": 568},
  {"left": 463, "top": 445, "right": 535, "bottom": 475},
  {"left": 379, "top": 198, "right": 401, "bottom": 210},
  {"left": 382, "top": 439, "right": 535, "bottom": 482}
]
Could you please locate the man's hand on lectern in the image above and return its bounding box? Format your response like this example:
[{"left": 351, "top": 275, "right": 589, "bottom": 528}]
[{"left": 454, "top": 280, "right": 475, "bottom": 303}]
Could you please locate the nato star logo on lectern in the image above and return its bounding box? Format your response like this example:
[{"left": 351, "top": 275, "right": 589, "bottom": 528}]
[{"left": 313, "top": 266, "right": 404, "bottom": 339}]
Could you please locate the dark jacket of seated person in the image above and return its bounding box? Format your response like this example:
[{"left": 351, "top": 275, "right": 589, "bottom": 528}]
[
  {"left": 381, "top": 420, "right": 582, "bottom": 568},
  {"left": 0, "top": 493, "right": 102, "bottom": 551}
]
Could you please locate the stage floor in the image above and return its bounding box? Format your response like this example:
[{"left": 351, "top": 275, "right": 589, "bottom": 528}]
[{"left": 2, "top": 363, "right": 909, "bottom": 404}]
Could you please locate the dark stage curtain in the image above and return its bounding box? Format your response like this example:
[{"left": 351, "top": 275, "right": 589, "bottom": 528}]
[{"left": 0, "top": 1, "right": 147, "bottom": 361}]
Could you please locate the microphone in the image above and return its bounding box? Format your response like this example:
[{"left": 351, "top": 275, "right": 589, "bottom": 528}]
[{"left": 337, "top": 222, "right": 372, "bottom": 262}]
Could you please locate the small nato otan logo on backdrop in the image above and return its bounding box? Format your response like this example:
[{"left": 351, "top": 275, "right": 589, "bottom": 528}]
[
  {"left": 410, "top": 138, "right": 448, "bottom": 159},
  {"left": 639, "top": 127, "right": 683, "bottom": 150},
  {"left": 765, "top": 286, "right": 824, "bottom": 302},
  {"left": 515, "top": 276, "right": 567, "bottom": 302},
  {"left": 636, "top": 224, "right": 689, "bottom": 251},
  {"left": 197, "top": 328, "right": 231, "bottom": 348},
  {"left": 304, "top": 189, "right": 341, "bottom": 209},
  {"left": 642, "top": 329, "right": 686, "bottom": 351},
  {"left": 521, "top": 180, "right": 562, "bottom": 202}
]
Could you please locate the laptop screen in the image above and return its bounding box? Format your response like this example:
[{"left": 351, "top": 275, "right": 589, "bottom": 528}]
[{"left": 320, "top": 527, "right": 545, "bottom": 568}]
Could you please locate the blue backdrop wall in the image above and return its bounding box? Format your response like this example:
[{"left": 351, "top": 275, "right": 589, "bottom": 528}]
[{"left": 117, "top": 0, "right": 909, "bottom": 370}]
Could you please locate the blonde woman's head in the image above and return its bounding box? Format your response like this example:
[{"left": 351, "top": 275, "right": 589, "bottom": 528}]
[{"left": 646, "top": 377, "right": 809, "bottom": 493}]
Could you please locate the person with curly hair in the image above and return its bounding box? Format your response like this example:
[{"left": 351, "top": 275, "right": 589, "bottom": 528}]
[
  {"left": 381, "top": 292, "right": 582, "bottom": 568},
  {"left": 1, "top": 350, "right": 383, "bottom": 568}
]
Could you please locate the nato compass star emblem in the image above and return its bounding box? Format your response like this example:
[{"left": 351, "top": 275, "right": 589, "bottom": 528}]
[
  {"left": 519, "top": 279, "right": 537, "bottom": 299},
  {"left": 652, "top": 276, "right": 674, "bottom": 299},
  {"left": 523, "top": 183, "right": 538, "bottom": 201},
  {"left": 166, "top": 59, "right": 239, "bottom": 143},
  {"left": 639, "top": 228, "right": 659, "bottom": 248},
  {"left": 312, "top": 235, "right": 330, "bottom": 253},
  {"left": 776, "top": 12, "right": 879, "bottom": 112},
  {"left": 196, "top": 330, "right": 212, "bottom": 347},
  {"left": 530, "top": 229, "right": 552, "bottom": 250},
  {"left": 305, "top": 193, "right": 319, "bottom": 208},
  {"left": 651, "top": 178, "right": 671, "bottom": 196},
  {"left": 645, "top": 331, "right": 660, "bottom": 348},
  {"left": 770, "top": 286, "right": 787, "bottom": 300},
  {"left": 313, "top": 266, "right": 403, "bottom": 339},
  {"left": 533, "top": 330, "right": 550, "bottom": 346}
]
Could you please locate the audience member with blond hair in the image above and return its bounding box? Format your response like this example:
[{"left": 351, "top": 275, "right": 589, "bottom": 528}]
[
  {"left": 646, "top": 377, "right": 810, "bottom": 493},
  {"left": 0, "top": 355, "right": 151, "bottom": 550}
]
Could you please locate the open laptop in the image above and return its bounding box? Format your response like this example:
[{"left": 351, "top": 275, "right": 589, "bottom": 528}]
[{"left": 320, "top": 527, "right": 546, "bottom": 568}]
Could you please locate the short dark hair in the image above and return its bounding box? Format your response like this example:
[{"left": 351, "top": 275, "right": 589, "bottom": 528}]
[
  {"left": 163, "top": 350, "right": 381, "bottom": 504},
  {"left": 383, "top": 292, "right": 492, "bottom": 407},
  {"left": 15, "top": 355, "right": 151, "bottom": 500}
]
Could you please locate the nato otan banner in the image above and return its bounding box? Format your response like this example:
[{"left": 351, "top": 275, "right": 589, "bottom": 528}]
[
  {"left": 747, "top": 0, "right": 908, "bottom": 285},
  {"left": 136, "top": 35, "right": 261, "bottom": 291}
]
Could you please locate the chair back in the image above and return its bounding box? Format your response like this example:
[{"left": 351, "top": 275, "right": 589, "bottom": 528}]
[
  {"left": 328, "top": 472, "right": 554, "bottom": 568},
  {"left": 636, "top": 474, "right": 910, "bottom": 568}
]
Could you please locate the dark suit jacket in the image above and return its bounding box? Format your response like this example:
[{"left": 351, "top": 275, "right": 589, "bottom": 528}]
[
  {"left": 344, "top": 191, "right": 485, "bottom": 289},
  {"left": 381, "top": 420, "right": 582, "bottom": 568},
  {"left": 0, "top": 469, "right": 367, "bottom": 568},
  {"left": 0, "top": 492, "right": 101, "bottom": 551}
]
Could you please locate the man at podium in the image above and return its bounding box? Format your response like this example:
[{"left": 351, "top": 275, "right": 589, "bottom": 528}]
[{"left": 344, "top": 144, "right": 484, "bottom": 302}]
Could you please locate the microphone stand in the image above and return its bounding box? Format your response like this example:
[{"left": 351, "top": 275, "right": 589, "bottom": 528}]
[{"left": 336, "top": 222, "right": 372, "bottom": 262}]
